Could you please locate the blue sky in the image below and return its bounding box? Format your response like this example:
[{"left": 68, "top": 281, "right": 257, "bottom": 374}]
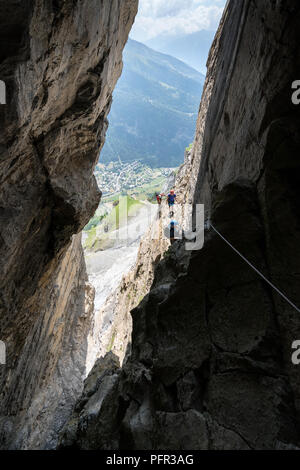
[{"left": 131, "top": 0, "right": 227, "bottom": 41}]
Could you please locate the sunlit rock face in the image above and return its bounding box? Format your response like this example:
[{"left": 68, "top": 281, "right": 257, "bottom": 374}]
[
  {"left": 0, "top": 0, "right": 138, "bottom": 449},
  {"left": 59, "top": 0, "right": 300, "bottom": 450}
]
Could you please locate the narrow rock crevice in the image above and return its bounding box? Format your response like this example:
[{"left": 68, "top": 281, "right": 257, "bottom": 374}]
[
  {"left": 1, "top": 0, "right": 300, "bottom": 451},
  {"left": 58, "top": 0, "right": 300, "bottom": 450}
]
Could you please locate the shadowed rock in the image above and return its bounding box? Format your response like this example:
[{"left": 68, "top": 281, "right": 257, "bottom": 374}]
[{"left": 58, "top": 0, "right": 300, "bottom": 450}]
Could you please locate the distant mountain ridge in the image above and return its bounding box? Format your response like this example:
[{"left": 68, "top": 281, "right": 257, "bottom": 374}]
[
  {"left": 145, "top": 30, "right": 216, "bottom": 73},
  {"left": 100, "top": 39, "right": 205, "bottom": 168}
]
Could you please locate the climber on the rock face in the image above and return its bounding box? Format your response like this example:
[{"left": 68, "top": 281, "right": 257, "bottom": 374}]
[
  {"left": 167, "top": 190, "right": 176, "bottom": 206},
  {"left": 169, "top": 220, "right": 180, "bottom": 244},
  {"left": 169, "top": 220, "right": 177, "bottom": 244},
  {"left": 164, "top": 220, "right": 181, "bottom": 245},
  {"left": 156, "top": 192, "right": 164, "bottom": 205},
  {"left": 167, "top": 189, "right": 176, "bottom": 216}
]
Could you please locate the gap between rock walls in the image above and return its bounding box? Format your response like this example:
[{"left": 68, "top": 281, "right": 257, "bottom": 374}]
[{"left": 1, "top": 0, "right": 300, "bottom": 452}]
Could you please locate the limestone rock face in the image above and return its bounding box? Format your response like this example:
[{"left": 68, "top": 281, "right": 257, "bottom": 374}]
[
  {"left": 86, "top": 201, "right": 172, "bottom": 367},
  {"left": 59, "top": 0, "right": 300, "bottom": 450},
  {"left": 0, "top": 0, "right": 137, "bottom": 449}
]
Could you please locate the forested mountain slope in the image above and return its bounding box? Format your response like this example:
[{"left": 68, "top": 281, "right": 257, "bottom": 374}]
[{"left": 101, "top": 39, "right": 205, "bottom": 167}]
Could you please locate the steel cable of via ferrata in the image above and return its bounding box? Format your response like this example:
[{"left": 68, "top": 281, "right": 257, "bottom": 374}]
[{"left": 208, "top": 221, "right": 300, "bottom": 314}]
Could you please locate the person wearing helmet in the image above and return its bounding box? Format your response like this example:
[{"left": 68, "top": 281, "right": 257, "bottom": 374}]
[
  {"left": 169, "top": 219, "right": 177, "bottom": 244},
  {"left": 164, "top": 219, "right": 180, "bottom": 245},
  {"left": 155, "top": 192, "right": 163, "bottom": 205},
  {"left": 167, "top": 190, "right": 176, "bottom": 207}
]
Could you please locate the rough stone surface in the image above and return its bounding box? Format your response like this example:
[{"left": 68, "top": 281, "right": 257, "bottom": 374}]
[
  {"left": 0, "top": 0, "right": 137, "bottom": 449},
  {"left": 88, "top": 200, "right": 174, "bottom": 367},
  {"left": 59, "top": 0, "right": 300, "bottom": 450}
]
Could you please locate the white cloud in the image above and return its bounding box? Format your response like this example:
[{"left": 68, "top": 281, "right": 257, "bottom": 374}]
[{"left": 131, "top": 0, "right": 227, "bottom": 41}]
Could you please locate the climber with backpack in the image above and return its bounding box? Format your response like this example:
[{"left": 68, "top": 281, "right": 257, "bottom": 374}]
[
  {"left": 167, "top": 189, "right": 176, "bottom": 216},
  {"left": 155, "top": 192, "right": 163, "bottom": 205},
  {"left": 167, "top": 190, "right": 176, "bottom": 207}
]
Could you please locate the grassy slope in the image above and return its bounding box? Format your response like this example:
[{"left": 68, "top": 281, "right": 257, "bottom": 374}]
[{"left": 84, "top": 196, "right": 144, "bottom": 252}]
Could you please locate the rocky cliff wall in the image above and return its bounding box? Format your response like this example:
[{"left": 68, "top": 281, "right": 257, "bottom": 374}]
[
  {"left": 87, "top": 199, "right": 176, "bottom": 368},
  {"left": 0, "top": 0, "right": 137, "bottom": 449},
  {"left": 85, "top": 163, "right": 192, "bottom": 371},
  {"left": 59, "top": 0, "right": 300, "bottom": 450}
]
